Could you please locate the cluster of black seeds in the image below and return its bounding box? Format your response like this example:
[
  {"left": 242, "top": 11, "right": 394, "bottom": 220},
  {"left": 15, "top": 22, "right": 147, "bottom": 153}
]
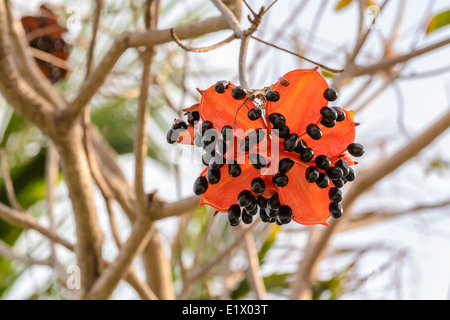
[{"left": 167, "top": 80, "right": 365, "bottom": 227}]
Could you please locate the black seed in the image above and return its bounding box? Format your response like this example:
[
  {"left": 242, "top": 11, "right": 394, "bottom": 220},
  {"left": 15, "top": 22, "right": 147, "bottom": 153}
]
[
  {"left": 300, "top": 148, "right": 314, "bottom": 163},
  {"left": 320, "top": 118, "right": 336, "bottom": 128},
  {"left": 275, "top": 219, "right": 283, "bottom": 225},
  {"left": 200, "top": 121, "right": 214, "bottom": 135},
  {"left": 206, "top": 167, "right": 221, "bottom": 184},
  {"left": 237, "top": 190, "right": 254, "bottom": 207},
  {"left": 166, "top": 128, "right": 178, "bottom": 144},
  {"left": 172, "top": 119, "right": 188, "bottom": 130},
  {"left": 246, "top": 197, "right": 257, "bottom": 212},
  {"left": 266, "top": 207, "right": 279, "bottom": 218},
  {"left": 347, "top": 143, "right": 365, "bottom": 157},
  {"left": 306, "top": 124, "right": 322, "bottom": 140},
  {"left": 209, "top": 156, "right": 225, "bottom": 170},
  {"left": 240, "top": 136, "right": 252, "bottom": 152},
  {"left": 221, "top": 125, "right": 233, "bottom": 141},
  {"left": 241, "top": 209, "right": 253, "bottom": 224},
  {"left": 335, "top": 159, "right": 349, "bottom": 176},
  {"left": 202, "top": 130, "right": 218, "bottom": 147},
  {"left": 228, "top": 162, "right": 241, "bottom": 177},
  {"left": 260, "top": 208, "right": 272, "bottom": 222},
  {"left": 202, "top": 150, "right": 215, "bottom": 166},
  {"left": 249, "top": 154, "right": 266, "bottom": 169},
  {"left": 324, "top": 88, "right": 338, "bottom": 101},
  {"left": 284, "top": 133, "right": 298, "bottom": 152},
  {"left": 193, "top": 176, "right": 208, "bottom": 195},
  {"left": 329, "top": 202, "right": 343, "bottom": 219},
  {"left": 274, "top": 125, "right": 290, "bottom": 139},
  {"left": 294, "top": 139, "right": 308, "bottom": 154},
  {"left": 320, "top": 106, "right": 338, "bottom": 121},
  {"left": 272, "top": 173, "right": 288, "bottom": 187},
  {"left": 214, "top": 80, "right": 228, "bottom": 93},
  {"left": 216, "top": 140, "right": 228, "bottom": 155},
  {"left": 277, "top": 205, "right": 293, "bottom": 224},
  {"left": 278, "top": 158, "right": 294, "bottom": 174},
  {"left": 329, "top": 188, "right": 343, "bottom": 203},
  {"left": 193, "top": 133, "right": 202, "bottom": 147},
  {"left": 187, "top": 111, "right": 200, "bottom": 126},
  {"left": 326, "top": 166, "right": 344, "bottom": 180},
  {"left": 268, "top": 193, "right": 281, "bottom": 209},
  {"left": 305, "top": 166, "right": 320, "bottom": 183},
  {"left": 227, "top": 204, "right": 241, "bottom": 226},
  {"left": 248, "top": 107, "right": 262, "bottom": 120},
  {"left": 256, "top": 196, "right": 268, "bottom": 208},
  {"left": 251, "top": 177, "right": 266, "bottom": 194},
  {"left": 332, "top": 178, "right": 345, "bottom": 188},
  {"left": 316, "top": 173, "right": 329, "bottom": 189},
  {"left": 231, "top": 85, "right": 246, "bottom": 100},
  {"left": 332, "top": 107, "right": 346, "bottom": 122},
  {"left": 268, "top": 113, "right": 286, "bottom": 128},
  {"left": 345, "top": 167, "right": 356, "bottom": 181},
  {"left": 315, "top": 155, "right": 331, "bottom": 170},
  {"left": 265, "top": 90, "right": 280, "bottom": 102},
  {"left": 248, "top": 128, "right": 265, "bottom": 144}
]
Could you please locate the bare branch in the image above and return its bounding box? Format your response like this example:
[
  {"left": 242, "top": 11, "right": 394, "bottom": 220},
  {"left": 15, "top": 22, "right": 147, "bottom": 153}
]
[
  {"left": 170, "top": 28, "right": 236, "bottom": 53},
  {"left": 0, "top": 239, "right": 51, "bottom": 267},
  {"left": 0, "top": 149, "right": 22, "bottom": 210}
]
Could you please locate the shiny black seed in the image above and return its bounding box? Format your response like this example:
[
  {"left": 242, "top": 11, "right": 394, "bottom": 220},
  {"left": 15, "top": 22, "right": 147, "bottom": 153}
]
[
  {"left": 272, "top": 173, "right": 288, "bottom": 187},
  {"left": 241, "top": 209, "right": 253, "bottom": 224},
  {"left": 256, "top": 196, "right": 268, "bottom": 208},
  {"left": 193, "top": 176, "right": 208, "bottom": 195},
  {"left": 247, "top": 205, "right": 258, "bottom": 216},
  {"left": 228, "top": 162, "right": 241, "bottom": 177},
  {"left": 346, "top": 167, "right": 356, "bottom": 181},
  {"left": 249, "top": 128, "right": 265, "bottom": 143},
  {"left": 324, "top": 88, "right": 338, "bottom": 101},
  {"left": 320, "top": 118, "right": 336, "bottom": 128},
  {"left": 231, "top": 85, "right": 246, "bottom": 100},
  {"left": 275, "top": 125, "right": 290, "bottom": 139},
  {"left": 172, "top": 119, "right": 188, "bottom": 130},
  {"left": 329, "top": 188, "right": 343, "bottom": 203},
  {"left": 265, "top": 90, "right": 280, "bottom": 102},
  {"left": 214, "top": 80, "right": 228, "bottom": 93},
  {"left": 300, "top": 148, "right": 314, "bottom": 163},
  {"left": 206, "top": 167, "right": 221, "bottom": 184},
  {"left": 187, "top": 111, "right": 200, "bottom": 126},
  {"left": 305, "top": 166, "right": 320, "bottom": 183},
  {"left": 249, "top": 154, "right": 266, "bottom": 169},
  {"left": 316, "top": 173, "right": 329, "bottom": 189},
  {"left": 320, "top": 106, "right": 338, "bottom": 121},
  {"left": 216, "top": 140, "right": 228, "bottom": 155},
  {"left": 266, "top": 207, "right": 279, "bottom": 218},
  {"left": 278, "top": 158, "right": 295, "bottom": 174},
  {"left": 335, "top": 159, "right": 349, "bottom": 176},
  {"left": 248, "top": 107, "right": 262, "bottom": 120},
  {"left": 333, "top": 178, "right": 345, "bottom": 188},
  {"left": 277, "top": 205, "right": 293, "bottom": 224},
  {"left": 166, "top": 128, "right": 178, "bottom": 144},
  {"left": 209, "top": 156, "right": 225, "bottom": 170},
  {"left": 240, "top": 136, "right": 252, "bottom": 151},
  {"left": 227, "top": 204, "right": 241, "bottom": 226},
  {"left": 326, "top": 166, "right": 344, "bottom": 180},
  {"left": 237, "top": 190, "right": 254, "bottom": 207},
  {"left": 332, "top": 107, "right": 346, "bottom": 122},
  {"left": 268, "top": 113, "right": 286, "bottom": 128},
  {"left": 202, "top": 149, "right": 216, "bottom": 165},
  {"left": 306, "top": 124, "right": 322, "bottom": 140},
  {"left": 246, "top": 197, "right": 257, "bottom": 212},
  {"left": 251, "top": 177, "right": 266, "bottom": 194},
  {"left": 260, "top": 208, "right": 272, "bottom": 222},
  {"left": 202, "top": 130, "right": 218, "bottom": 147},
  {"left": 284, "top": 133, "right": 298, "bottom": 152},
  {"left": 275, "top": 219, "right": 283, "bottom": 225},
  {"left": 221, "top": 125, "right": 233, "bottom": 141},
  {"left": 268, "top": 193, "right": 281, "bottom": 209},
  {"left": 347, "top": 143, "right": 365, "bottom": 157},
  {"left": 200, "top": 121, "right": 214, "bottom": 135},
  {"left": 329, "top": 202, "right": 343, "bottom": 218},
  {"left": 315, "top": 155, "right": 331, "bottom": 170},
  {"left": 294, "top": 139, "right": 308, "bottom": 154}
]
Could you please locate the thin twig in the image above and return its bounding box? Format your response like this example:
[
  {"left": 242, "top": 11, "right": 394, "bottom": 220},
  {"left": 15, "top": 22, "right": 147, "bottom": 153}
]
[
  {"left": 250, "top": 35, "right": 344, "bottom": 73},
  {"left": 0, "top": 149, "right": 22, "bottom": 210},
  {"left": 170, "top": 28, "right": 236, "bottom": 53}
]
